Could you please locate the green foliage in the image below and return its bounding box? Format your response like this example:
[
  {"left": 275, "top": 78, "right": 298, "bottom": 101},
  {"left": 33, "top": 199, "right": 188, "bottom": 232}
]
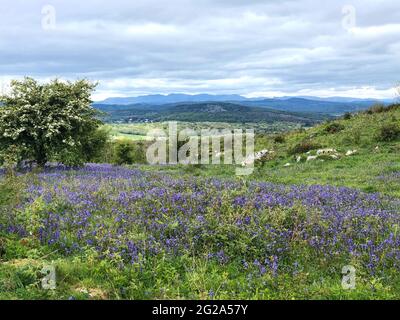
[
  {"left": 0, "top": 174, "right": 24, "bottom": 209},
  {"left": 342, "top": 112, "right": 352, "bottom": 120},
  {"left": 324, "top": 122, "right": 345, "bottom": 134},
  {"left": 0, "top": 77, "right": 103, "bottom": 167},
  {"left": 365, "top": 103, "right": 399, "bottom": 115},
  {"left": 0, "top": 180, "right": 19, "bottom": 207},
  {"left": 0, "top": 145, "right": 25, "bottom": 177},
  {"left": 81, "top": 127, "right": 110, "bottom": 162},
  {"left": 341, "top": 127, "right": 361, "bottom": 145},
  {"left": 288, "top": 141, "right": 322, "bottom": 155},
  {"left": 273, "top": 134, "right": 286, "bottom": 143},
  {"left": 129, "top": 141, "right": 148, "bottom": 164},
  {"left": 377, "top": 123, "right": 400, "bottom": 142},
  {"left": 365, "top": 103, "right": 386, "bottom": 114},
  {"left": 114, "top": 140, "right": 135, "bottom": 165},
  {"left": 113, "top": 139, "right": 147, "bottom": 165}
]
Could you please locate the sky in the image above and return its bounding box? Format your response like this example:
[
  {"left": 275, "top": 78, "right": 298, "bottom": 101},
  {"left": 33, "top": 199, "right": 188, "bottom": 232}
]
[{"left": 0, "top": 0, "right": 399, "bottom": 101}]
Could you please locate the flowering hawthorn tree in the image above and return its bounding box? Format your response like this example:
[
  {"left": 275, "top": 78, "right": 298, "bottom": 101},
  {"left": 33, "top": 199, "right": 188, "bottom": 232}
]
[{"left": 0, "top": 77, "right": 103, "bottom": 167}]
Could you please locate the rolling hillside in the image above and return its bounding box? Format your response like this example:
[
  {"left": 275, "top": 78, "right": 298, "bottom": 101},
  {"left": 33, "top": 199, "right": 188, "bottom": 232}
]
[
  {"left": 94, "top": 101, "right": 330, "bottom": 125},
  {"left": 156, "top": 104, "right": 400, "bottom": 197},
  {"left": 241, "top": 97, "right": 380, "bottom": 115},
  {"left": 94, "top": 94, "right": 386, "bottom": 116}
]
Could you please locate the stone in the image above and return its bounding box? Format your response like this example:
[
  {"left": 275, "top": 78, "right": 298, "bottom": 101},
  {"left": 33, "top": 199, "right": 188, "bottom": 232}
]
[
  {"left": 317, "top": 148, "right": 337, "bottom": 155},
  {"left": 307, "top": 155, "right": 318, "bottom": 162},
  {"left": 241, "top": 150, "right": 273, "bottom": 167},
  {"left": 345, "top": 150, "right": 357, "bottom": 156}
]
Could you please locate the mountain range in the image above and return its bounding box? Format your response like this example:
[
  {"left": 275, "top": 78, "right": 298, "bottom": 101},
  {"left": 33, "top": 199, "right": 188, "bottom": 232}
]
[
  {"left": 93, "top": 94, "right": 395, "bottom": 124},
  {"left": 96, "top": 93, "right": 393, "bottom": 106}
]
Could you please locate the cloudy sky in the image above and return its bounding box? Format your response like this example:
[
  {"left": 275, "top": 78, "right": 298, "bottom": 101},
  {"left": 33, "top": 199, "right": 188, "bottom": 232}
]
[{"left": 1, "top": 0, "right": 399, "bottom": 100}]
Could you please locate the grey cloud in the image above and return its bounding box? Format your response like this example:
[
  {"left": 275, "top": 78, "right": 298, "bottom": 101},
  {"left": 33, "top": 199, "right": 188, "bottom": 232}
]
[{"left": 0, "top": 0, "right": 399, "bottom": 99}]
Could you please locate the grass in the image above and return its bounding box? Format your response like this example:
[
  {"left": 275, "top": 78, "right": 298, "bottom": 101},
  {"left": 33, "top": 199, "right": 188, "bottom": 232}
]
[
  {"left": 105, "top": 121, "right": 306, "bottom": 141},
  {"left": 105, "top": 124, "right": 150, "bottom": 141},
  {"left": 146, "top": 150, "right": 399, "bottom": 197},
  {"left": 1, "top": 234, "right": 399, "bottom": 300},
  {"left": 138, "top": 105, "right": 400, "bottom": 197},
  {"left": 0, "top": 105, "right": 399, "bottom": 300}
]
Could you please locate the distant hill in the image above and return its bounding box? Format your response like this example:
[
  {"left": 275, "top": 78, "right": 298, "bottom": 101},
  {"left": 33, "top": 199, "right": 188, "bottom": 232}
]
[
  {"left": 93, "top": 101, "right": 330, "bottom": 125},
  {"left": 96, "top": 93, "right": 393, "bottom": 106},
  {"left": 239, "top": 97, "right": 381, "bottom": 115},
  {"left": 95, "top": 94, "right": 389, "bottom": 115}
]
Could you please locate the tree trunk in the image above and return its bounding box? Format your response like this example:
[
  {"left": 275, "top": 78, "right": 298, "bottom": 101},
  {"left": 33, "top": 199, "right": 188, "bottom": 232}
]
[
  {"left": 36, "top": 158, "right": 47, "bottom": 168},
  {"left": 35, "top": 146, "right": 47, "bottom": 168}
]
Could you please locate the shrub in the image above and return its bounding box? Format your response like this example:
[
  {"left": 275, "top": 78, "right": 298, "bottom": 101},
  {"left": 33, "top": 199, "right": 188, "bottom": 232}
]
[
  {"left": 343, "top": 112, "right": 352, "bottom": 120},
  {"left": 385, "top": 104, "right": 400, "bottom": 112},
  {"left": 324, "top": 122, "right": 345, "bottom": 134},
  {"left": 130, "top": 141, "right": 148, "bottom": 164},
  {"left": 288, "top": 141, "right": 322, "bottom": 155},
  {"left": 113, "top": 140, "right": 148, "bottom": 165},
  {"left": 92, "top": 141, "right": 115, "bottom": 164},
  {"left": 114, "top": 140, "right": 136, "bottom": 165},
  {"left": 376, "top": 123, "right": 400, "bottom": 142},
  {"left": 364, "top": 103, "right": 400, "bottom": 115},
  {"left": 365, "top": 103, "right": 386, "bottom": 115},
  {"left": 274, "top": 134, "right": 286, "bottom": 144}
]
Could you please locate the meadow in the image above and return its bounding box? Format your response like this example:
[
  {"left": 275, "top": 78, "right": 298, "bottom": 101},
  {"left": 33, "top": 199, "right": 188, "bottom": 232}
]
[
  {"left": 0, "top": 164, "right": 399, "bottom": 299},
  {"left": 0, "top": 104, "right": 399, "bottom": 300},
  {"left": 148, "top": 106, "right": 400, "bottom": 197},
  {"left": 106, "top": 121, "right": 305, "bottom": 141}
]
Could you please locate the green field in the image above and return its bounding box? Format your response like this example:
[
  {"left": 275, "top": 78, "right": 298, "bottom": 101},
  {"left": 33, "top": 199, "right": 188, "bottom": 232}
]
[{"left": 106, "top": 121, "right": 306, "bottom": 141}]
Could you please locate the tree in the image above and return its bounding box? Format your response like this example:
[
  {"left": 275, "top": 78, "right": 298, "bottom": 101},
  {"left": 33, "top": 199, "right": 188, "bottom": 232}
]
[
  {"left": 114, "top": 139, "right": 136, "bottom": 165},
  {"left": 0, "top": 77, "right": 104, "bottom": 167}
]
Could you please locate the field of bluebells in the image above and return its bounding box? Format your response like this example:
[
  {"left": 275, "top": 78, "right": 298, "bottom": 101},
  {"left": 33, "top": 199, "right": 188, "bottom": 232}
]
[{"left": 1, "top": 163, "right": 400, "bottom": 299}]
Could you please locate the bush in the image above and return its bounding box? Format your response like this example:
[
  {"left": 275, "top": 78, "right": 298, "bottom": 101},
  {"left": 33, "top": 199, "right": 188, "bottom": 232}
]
[
  {"left": 365, "top": 103, "right": 386, "bottom": 115},
  {"left": 376, "top": 123, "right": 400, "bottom": 142},
  {"left": 114, "top": 140, "right": 135, "bottom": 165},
  {"left": 288, "top": 141, "right": 322, "bottom": 155},
  {"left": 324, "top": 122, "right": 345, "bottom": 134},
  {"left": 385, "top": 104, "right": 400, "bottom": 112},
  {"left": 274, "top": 134, "right": 286, "bottom": 144},
  {"left": 364, "top": 103, "right": 400, "bottom": 115},
  {"left": 113, "top": 140, "right": 148, "bottom": 165},
  {"left": 343, "top": 112, "right": 352, "bottom": 120},
  {"left": 130, "top": 141, "right": 148, "bottom": 164},
  {"left": 91, "top": 141, "right": 115, "bottom": 164}
]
